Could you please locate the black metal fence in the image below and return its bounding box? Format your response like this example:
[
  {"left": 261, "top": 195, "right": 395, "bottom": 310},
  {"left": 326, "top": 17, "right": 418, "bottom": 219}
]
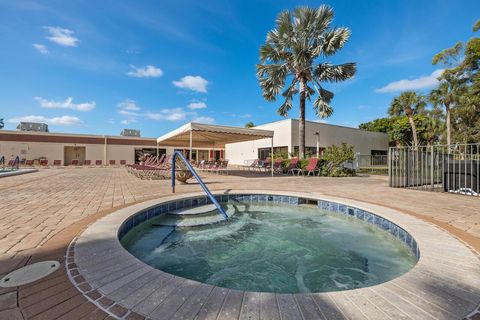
[{"left": 389, "top": 144, "right": 479, "bottom": 197}]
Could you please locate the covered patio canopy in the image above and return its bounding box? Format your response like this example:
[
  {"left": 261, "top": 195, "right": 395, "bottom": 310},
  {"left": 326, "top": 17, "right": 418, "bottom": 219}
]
[{"left": 157, "top": 122, "right": 275, "bottom": 174}]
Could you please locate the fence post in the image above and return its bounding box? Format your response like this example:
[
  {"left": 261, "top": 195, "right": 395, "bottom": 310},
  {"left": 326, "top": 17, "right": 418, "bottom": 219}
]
[
  {"left": 430, "top": 145, "right": 434, "bottom": 190},
  {"left": 388, "top": 148, "right": 392, "bottom": 187}
]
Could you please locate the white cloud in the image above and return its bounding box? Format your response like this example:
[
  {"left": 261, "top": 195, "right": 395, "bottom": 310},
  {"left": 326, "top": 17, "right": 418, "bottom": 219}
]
[
  {"left": 127, "top": 65, "right": 163, "bottom": 78},
  {"left": 117, "top": 99, "right": 141, "bottom": 111},
  {"left": 8, "top": 115, "right": 82, "bottom": 126},
  {"left": 375, "top": 69, "right": 444, "bottom": 93},
  {"left": 34, "top": 97, "right": 95, "bottom": 111},
  {"left": 192, "top": 116, "right": 215, "bottom": 124},
  {"left": 33, "top": 43, "right": 48, "bottom": 54},
  {"left": 43, "top": 26, "right": 79, "bottom": 47},
  {"left": 173, "top": 75, "right": 209, "bottom": 93},
  {"left": 240, "top": 114, "right": 251, "bottom": 118},
  {"left": 187, "top": 102, "right": 207, "bottom": 110},
  {"left": 146, "top": 108, "right": 187, "bottom": 121}
]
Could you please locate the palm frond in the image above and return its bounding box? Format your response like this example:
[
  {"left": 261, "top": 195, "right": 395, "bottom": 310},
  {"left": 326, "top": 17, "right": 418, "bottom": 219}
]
[
  {"left": 313, "top": 97, "right": 334, "bottom": 118},
  {"left": 321, "top": 27, "right": 351, "bottom": 56},
  {"left": 277, "top": 96, "right": 293, "bottom": 117},
  {"left": 313, "top": 63, "right": 356, "bottom": 82}
]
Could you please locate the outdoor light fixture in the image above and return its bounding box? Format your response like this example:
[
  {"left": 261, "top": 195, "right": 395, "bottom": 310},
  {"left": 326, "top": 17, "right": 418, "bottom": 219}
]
[{"left": 314, "top": 131, "right": 320, "bottom": 157}]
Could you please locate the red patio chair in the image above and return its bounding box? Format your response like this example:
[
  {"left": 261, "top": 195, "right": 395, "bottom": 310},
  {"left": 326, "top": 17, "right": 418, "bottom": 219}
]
[
  {"left": 109, "top": 160, "right": 116, "bottom": 166},
  {"left": 120, "top": 160, "right": 126, "bottom": 165},
  {"left": 84, "top": 160, "right": 91, "bottom": 166},
  {"left": 39, "top": 159, "right": 48, "bottom": 167},
  {"left": 53, "top": 160, "right": 61, "bottom": 166},
  {"left": 95, "top": 160, "right": 102, "bottom": 166},
  {"left": 287, "top": 157, "right": 300, "bottom": 175},
  {"left": 299, "top": 157, "right": 319, "bottom": 176},
  {"left": 71, "top": 159, "right": 79, "bottom": 166},
  {"left": 25, "top": 160, "right": 34, "bottom": 167}
]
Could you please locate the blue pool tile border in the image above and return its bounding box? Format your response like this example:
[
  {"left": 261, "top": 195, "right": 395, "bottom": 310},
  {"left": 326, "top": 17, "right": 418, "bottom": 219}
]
[{"left": 118, "top": 194, "right": 420, "bottom": 259}]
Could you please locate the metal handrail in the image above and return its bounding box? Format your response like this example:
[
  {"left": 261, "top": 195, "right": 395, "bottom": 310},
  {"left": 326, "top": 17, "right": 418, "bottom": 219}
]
[
  {"left": 11, "top": 156, "right": 20, "bottom": 170},
  {"left": 171, "top": 151, "right": 228, "bottom": 220},
  {"left": 0, "top": 156, "right": 4, "bottom": 170}
]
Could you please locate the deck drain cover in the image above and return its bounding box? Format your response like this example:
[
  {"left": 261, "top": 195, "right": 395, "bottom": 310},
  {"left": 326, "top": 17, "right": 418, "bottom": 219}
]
[{"left": 0, "top": 260, "right": 60, "bottom": 287}]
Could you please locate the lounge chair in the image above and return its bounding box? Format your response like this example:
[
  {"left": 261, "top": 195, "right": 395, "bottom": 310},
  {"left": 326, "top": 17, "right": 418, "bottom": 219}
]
[
  {"left": 71, "top": 159, "right": 79, "bottom": 166},
  {"left": 84, "top": 160, "right": 91, "bottom": 166},
  {"left": 240, "top": 159, "right": 259, "bottom": 172},
  {"left": 95, "top": 160, "right": 102, "bottom": 166},
  {"left": 39, "top": 159, "right": 48, "bottom": 167},
  {"left": 260, "top": 158, "right": 271, "bottom": 172},
  {"left": 286, "top": 157, "right": 300, "bottom": 175},
  {"left": 299, "top": 157, "right": 319, "bottom": 176},
  {"left": 272, "top": 158, "right": 283, "bottom": 174},
  {"left": 109, "top": 160, "right": 116, "bottom": 166},
  {"left": 120, "top": 160, "right": 126, "bottom": 165},
  {"left": 25, "top": 160, "right": 34, "bottom": 167},
  {"left": 53, "top": 160, "right": 61, "bottom": 166}
]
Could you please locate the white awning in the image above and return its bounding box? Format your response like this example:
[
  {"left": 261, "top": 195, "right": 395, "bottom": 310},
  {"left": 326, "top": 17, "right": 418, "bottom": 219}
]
[{"left": 156, "top": 122, "right": 274, "bottom": 148}]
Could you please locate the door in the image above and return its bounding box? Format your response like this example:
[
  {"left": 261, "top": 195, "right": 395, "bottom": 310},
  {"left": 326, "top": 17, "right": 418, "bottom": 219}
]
[{"left": 64, "top": 146, "right": 86, "bottom": 165}]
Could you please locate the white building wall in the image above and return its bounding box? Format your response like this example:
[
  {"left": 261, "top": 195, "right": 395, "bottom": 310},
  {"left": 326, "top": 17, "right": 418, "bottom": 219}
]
[
  {"left": 291, "top": 119, "right": 388, "bottom": 155},
  {"left": 225, "top": 120, "right": 292, "bottom": 165},
  {"left": 225, "top": 119, "right": 388, "bottom": 164}
]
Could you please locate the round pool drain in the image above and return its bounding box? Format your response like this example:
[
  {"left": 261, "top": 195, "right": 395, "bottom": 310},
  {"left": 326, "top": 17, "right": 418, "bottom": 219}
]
[{"left": 0, "top": 261, "right": 60, "bottom": 287}]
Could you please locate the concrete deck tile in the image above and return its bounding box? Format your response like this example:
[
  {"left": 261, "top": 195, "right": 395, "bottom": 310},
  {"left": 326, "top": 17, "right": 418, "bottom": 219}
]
[
  {"left": 29, "top": 294, "right": 85, "bottom": 320},
  {"left": 217, "top": 289, "right": 244, "bottom": 320},
  {"left": 119, "top": 274, "right": 172, "bottom": 309},
  {"left": 0, "top": 291, "right": 17, "bottom": 311},
  {"left": 328, "top": 292, "right": 368, "bottom": 320},
  {"left": 371, "top": 286, "right": 437, "bottom": 320},
  {"left": 362, "top": 289, "right": 412, "bottom": 320},
  {"left": 259, "top": 292, "right": 280, "bottom": 320},
  {"left": 383, "top": 282, "right": 458, "bottom": 319},
  {"left": 149, "top": 279, "right": 200, "bottom": 319},
  {"left": 239, "top": 291, "right": 260, "bottom": 320},
  {"left": 171, "top": 283, "right": 214, "bottom": 320},
  {"left": 0, "top": 308, "right": 23, "bottom": 320},
  {"left": 275, "top": 294, "right": 303, "bottom": 320},
  {"left": 107, "top": 269, "right": 158, "bottom": 301},
  {"left": 194, "top": 286, "right": 229, "bottom": 320},
  {"left": 294, "top": 293, "right": 326, "bottom": 320},
  {"left": 311, "top": 293, "right": 347, "bottom": 320},
  {"left": 132, "top": 277, "right": 186, "bottom": 315},
  {"left": 347, "top": 292, "right": 391, "bottom": 319}
]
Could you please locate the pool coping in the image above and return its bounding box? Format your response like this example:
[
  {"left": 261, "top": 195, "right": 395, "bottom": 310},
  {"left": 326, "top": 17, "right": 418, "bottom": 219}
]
[
  {"left": 0, "top": 168, "right": 38, "bottom": 178},
  {"left": 69, "top": 190, "right": 480, "bottom": 320}
]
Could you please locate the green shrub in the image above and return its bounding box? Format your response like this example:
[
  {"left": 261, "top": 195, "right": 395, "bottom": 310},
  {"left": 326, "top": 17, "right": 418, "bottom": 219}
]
[{"left": 320, "top": 143, "right": 356, "bottom": 177}]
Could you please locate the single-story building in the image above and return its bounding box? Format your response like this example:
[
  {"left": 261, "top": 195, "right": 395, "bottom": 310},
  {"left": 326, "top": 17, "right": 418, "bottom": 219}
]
[
  {"left": 0, "top": 128, "right": 224, "bottom": 166},
  {"left": 225, "top": 119, "right": 388, "bottom": 165}
]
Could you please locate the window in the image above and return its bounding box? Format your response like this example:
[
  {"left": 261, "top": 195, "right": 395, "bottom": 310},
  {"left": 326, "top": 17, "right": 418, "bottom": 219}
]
[{"left": 257, "top": 146, "right": 288, "bottom": 160}]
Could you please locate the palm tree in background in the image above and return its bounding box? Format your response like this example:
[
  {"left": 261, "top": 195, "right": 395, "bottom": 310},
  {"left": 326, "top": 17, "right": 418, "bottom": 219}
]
[
  {"left": 0, "top": 118, "right": 4, "bottom": 130},
  {"left": 245, "top": 121, "right": 255, "bottom": 128},
  {"left": 388, "top": 91, "right": 426, "bottom": 149},
  {"left": 256, "top": 5, "right": 356, "bottom": 158},
  {"left": 429, "top": 79, "right": 459, "bottom": 146}
]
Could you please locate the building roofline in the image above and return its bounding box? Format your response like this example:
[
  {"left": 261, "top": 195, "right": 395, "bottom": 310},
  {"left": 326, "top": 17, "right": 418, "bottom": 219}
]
[
  {"left": 0, "top": 129, "right": 156, "bottom": 141},
  {"left": 253, "top": 118, "right": 387, "bottom": 136}
]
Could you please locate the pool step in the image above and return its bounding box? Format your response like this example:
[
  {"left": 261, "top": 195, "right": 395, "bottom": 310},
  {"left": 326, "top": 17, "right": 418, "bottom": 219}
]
[
  {"left": 154, "top": 205, "right": 236, "bottom": 227},
  {"left": 168, "top": 204, "right": 217, "bottom": 216}
]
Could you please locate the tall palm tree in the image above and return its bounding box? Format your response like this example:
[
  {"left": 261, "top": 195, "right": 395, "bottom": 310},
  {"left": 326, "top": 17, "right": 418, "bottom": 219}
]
[
  {"left": 388, "top": 91, "right": 426, "bottom": 149},
  {"left": 256, "top": 5, "right": 356, "bottom": 158},
  {"left": 429, "top": 81, "right": 456, "bottom": 145}
]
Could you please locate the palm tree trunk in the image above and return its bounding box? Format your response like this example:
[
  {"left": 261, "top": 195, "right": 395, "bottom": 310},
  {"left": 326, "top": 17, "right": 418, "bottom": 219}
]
[
  {"left": 299, "top": 78, "right": 306, "bottom": 158},
  {"left": 407, "top": 115, "right": 419, "bottom": 150},
  {"left": 445, "top": 104, "right": 451, "bottom": 146}
]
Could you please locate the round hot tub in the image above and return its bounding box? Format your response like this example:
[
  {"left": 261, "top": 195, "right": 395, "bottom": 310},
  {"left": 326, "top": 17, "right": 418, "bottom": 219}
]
[{"left": 120, "top": 194, "right": 419, "bottom": 293}]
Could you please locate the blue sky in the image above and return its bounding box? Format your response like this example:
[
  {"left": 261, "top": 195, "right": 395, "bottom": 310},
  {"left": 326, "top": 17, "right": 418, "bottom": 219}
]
[{"left": 0, "top": 0, "right": 478, "bottom": 137}]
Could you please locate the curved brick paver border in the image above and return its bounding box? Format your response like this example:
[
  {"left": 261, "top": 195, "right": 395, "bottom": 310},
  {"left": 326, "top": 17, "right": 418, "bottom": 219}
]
[{"left": 71, "top": 191, "right": 480, "bottom": 320}]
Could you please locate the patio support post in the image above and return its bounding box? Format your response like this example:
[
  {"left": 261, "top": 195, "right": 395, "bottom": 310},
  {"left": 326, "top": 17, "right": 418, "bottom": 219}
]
[
  {"left": 271, "top": 137, "right": 274, "bottom": 176},
  {"left": 189, "top": 130, "right": 193, "bottom": 161},
  {"left": 156, "top": 142, "right": 159, "bottom": 157}
]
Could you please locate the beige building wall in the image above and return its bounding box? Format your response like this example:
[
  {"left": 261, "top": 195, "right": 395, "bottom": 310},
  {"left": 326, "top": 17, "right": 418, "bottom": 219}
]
[{"left": 225, "top": 119, "right": 388, "bottom": 165}]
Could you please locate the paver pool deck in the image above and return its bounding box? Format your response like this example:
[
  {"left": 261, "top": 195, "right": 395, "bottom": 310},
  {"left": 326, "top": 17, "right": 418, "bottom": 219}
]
[{"left": 0, "top": 167, "right": 479, "bottom": 319}]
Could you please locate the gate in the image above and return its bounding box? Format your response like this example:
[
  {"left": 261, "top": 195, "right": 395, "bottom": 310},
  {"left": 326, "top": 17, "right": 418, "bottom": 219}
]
[{"left": 389, "top": 144, "right": 479, "bottom": 197}]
